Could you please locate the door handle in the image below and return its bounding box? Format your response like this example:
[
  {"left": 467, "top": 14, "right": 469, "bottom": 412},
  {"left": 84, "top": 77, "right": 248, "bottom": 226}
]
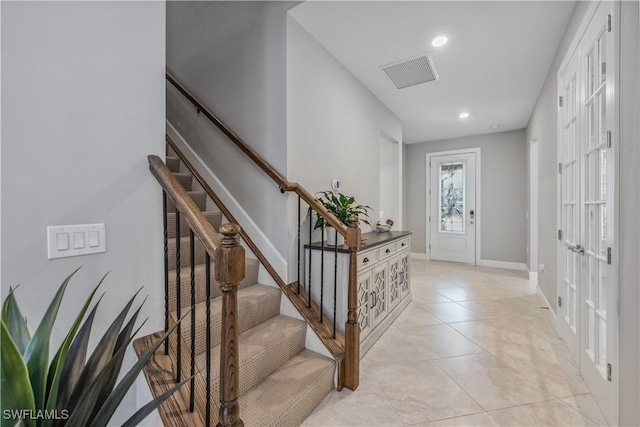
[{"left": 568, "top": 244, "right": 585, "bottom": 254}]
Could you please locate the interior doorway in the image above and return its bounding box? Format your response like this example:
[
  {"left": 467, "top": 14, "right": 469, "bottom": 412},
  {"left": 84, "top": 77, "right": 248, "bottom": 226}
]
[{"left": 379, "top": 133, "right": 402, "bottom": 229}]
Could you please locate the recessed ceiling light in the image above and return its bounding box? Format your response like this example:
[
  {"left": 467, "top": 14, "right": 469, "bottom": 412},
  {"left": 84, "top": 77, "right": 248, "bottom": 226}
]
[
  {"left": 431, "top": 34, "right": 449, "bottom": 47},
  {"left": 459, "top": 112, "right": 470, "bottom": 119},
  {"left": 490, "top": 124, "right": 501, "bottom": 129}
]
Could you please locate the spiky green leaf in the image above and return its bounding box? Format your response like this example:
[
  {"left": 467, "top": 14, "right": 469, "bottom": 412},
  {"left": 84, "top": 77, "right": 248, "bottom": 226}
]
[
  {"left": 23, "top": 267, "right": 81, "bottom": 411},
  {"left": 64, "top": 289, "right": 141, "bottom": 415},
  {"left": 43, "top": 277, "right": 104, "bottom": 427},
  {"left": 120, "top": 377, "right": 191, "bottom": 427},
  {"left": 2, "top": 286, "right": 31, "bottom": 355},
  {"left": 90, "top": 315, "right": 186, "bottom": 427},
  {"left": 1, "top": 321, "right": 36, "bottom": 427},
  {"left": 54, "top": 295, "right": 103, "bottom": 415}
]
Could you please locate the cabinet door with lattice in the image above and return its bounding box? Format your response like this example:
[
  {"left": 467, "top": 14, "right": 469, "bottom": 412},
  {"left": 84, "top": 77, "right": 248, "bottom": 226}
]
[
  {"left": 371, "top": 264, "right": 388, "bottom": 328},
  {"left": 388, "top": 254, "right": 402, "bottom": 312},
  {"left": 398, "top": 251, "right": 410, "bottom": 300},
  {"left": 356, "top": 270, "right": 372, "bottom": 340}
]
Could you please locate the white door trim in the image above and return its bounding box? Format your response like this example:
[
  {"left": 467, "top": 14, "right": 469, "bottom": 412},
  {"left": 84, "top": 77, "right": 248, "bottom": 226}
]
[{"left": 425, "top": 148, "right": 481, "bottom": 263}]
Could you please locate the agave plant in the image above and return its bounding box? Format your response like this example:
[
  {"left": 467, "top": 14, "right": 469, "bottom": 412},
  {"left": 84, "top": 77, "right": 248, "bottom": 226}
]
[{"left": 1, "top": 268, "right": 187, "bottom": 427}]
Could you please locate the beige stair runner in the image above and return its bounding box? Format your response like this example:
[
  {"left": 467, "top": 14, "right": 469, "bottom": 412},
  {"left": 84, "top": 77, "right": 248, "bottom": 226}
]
[{"left": 164, "top": 151, "right": 334, "bottom": 426}]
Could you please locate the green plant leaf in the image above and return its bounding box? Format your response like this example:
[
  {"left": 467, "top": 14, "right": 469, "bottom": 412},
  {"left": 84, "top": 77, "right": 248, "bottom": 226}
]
[
  {"left": 120, "top": 377, "right": 191, "bottom": 427},
  {"left": 23, "top": 267, "right": 81, "bottom": 412},
  {"left": 89, "top": 316, "right": 186, "bottom": 427},
  {"left": 64, "top": 289, "right": 141, "bottom": 416},
  {"left": 43, "top": 276, "right": 104, "bottom": 427},
  {"left": 2, "top": 286, "right": 31, "bottom": 355},
  {"left": 1, "top": 321, "right": 36, "bottom": 427},
  {"left": 54, "top": 295, "right": 103, "bottom": 415},
  {"left": 92, "top": 299, "right": 147, "bottom": 420}
]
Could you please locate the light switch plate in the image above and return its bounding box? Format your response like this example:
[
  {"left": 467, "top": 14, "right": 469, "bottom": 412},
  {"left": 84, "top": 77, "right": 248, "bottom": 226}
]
[{"left": 47, "top": 223, "right": 106, "bottom": 259}]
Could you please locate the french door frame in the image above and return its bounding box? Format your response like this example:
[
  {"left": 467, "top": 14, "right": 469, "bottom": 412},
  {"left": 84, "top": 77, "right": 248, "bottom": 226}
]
[
  {"left": 425, "top": 148, "right": 481, "bottom": 263},
  {"left": 555, "top": 1, "right": 620, "bottom": 424}
]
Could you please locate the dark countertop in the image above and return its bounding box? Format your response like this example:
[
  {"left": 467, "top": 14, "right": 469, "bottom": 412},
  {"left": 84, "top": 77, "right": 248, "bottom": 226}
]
[{"left": 304, "top": 230, "right": 412, "bottom": 253}]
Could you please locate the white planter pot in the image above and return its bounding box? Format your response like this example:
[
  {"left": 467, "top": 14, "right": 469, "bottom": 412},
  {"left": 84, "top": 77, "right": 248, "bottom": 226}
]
[{"left": 325, "top": 226, "right": 345, "bottom": 246}]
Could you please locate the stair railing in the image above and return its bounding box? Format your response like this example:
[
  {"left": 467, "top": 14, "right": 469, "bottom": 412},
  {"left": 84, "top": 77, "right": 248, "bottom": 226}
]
[
  {"left": 148, "top": 155, "right": 244, "bottom": 427},
  {"left": 166, "top": 71, "right": 362, "bottom": 391}
]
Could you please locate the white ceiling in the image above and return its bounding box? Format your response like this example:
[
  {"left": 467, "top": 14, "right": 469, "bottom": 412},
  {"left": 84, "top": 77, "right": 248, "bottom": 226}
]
[{"left": 289, "top": 1, "right": 576, "bottom": 144}]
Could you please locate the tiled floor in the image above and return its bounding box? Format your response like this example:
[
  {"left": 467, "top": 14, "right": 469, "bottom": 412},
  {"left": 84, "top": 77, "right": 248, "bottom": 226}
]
[{"left": 302, "top": 259, "right": 607, "bottom": 427}]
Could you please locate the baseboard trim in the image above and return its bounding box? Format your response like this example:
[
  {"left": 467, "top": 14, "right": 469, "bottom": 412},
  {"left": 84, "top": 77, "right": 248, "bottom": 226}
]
[
  {"left": 536, "top": 285, "right": 557, "bottom": 321},
  {"left": 410, "top": 252, "right": 428, "bottom": 260},
  {"left": 477, "top": 259, "right": 527, "bottom": 271},
  {"left": 166, "top": 121, "right": 288, "bottom": 281},
  {"left": 529, "top": 271, "right": 539, "bottom": 284}
]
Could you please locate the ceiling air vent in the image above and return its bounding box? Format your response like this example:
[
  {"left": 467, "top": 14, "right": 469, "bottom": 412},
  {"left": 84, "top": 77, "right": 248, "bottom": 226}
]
[{"left": 381, "top": 53, "right": 439, "bottom": 89}]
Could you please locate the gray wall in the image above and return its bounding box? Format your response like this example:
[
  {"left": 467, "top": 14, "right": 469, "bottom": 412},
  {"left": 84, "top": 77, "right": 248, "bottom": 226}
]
[
  {"left": 1, "top": 1, "right": 165, "bottom": 423},
  {"left": 406, "top": 130, "right": 527, "bottom": 264},
  {"left": 526, "top": 1, "right": 589, "bottom": 313},
  {"left": 166, "top": 1, "right": 297, "bottom": 258},
  {"left": 618, "top": 2, "right": 639, "bottom": 424}
]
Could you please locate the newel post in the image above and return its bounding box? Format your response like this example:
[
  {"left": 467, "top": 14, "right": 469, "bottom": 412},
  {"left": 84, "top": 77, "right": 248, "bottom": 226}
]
[
  {"left": 215, "top": 223, "right": 245, "bottom": 427},
  {"left": 344, "top": 215, "right": 361, "bottom": 391}
]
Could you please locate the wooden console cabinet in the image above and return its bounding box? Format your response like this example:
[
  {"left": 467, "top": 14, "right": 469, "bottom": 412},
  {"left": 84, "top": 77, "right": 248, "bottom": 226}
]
[{"left": 304, "top": 231, "right": 412, "bottom": 356}]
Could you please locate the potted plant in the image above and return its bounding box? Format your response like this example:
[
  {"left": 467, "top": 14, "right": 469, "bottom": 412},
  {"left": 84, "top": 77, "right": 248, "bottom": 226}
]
[
  {"left": 313, "top": 191, "right": 372, "bottom": 245},
  {"left": 0, "top": 268, "right": 187, "bottom": 427}
]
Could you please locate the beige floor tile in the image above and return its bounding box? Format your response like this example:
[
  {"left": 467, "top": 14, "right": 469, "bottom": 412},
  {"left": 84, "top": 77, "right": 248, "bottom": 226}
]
[
  {"left": 436, "top": 353, "right": 555, "bottom": 411},
  {"left": 409, "top": 412, "right": 500, "bottom": 426},
  {"left": 488, "top": 399, "right": 598, "bottom": 426},
  {"left": 419, "top": 302, "right": 486, "bottom": 323},
  {"left": 411, "top": 288, "right": 457, "bottom": 304},
  {"left": 302, "top": 374, "right": 402, "bottom": 426},
  {"left": 399, "top": 324, "right": 484, "bottom": 359},
  {"left": 373, "top": 359, "right": 483, "bottom": 425},
  {"left": 361, "top": 330, "right": 430, "bottom": 367},
  {"left": 391, "top": 302, "right": 443, "bottom": 328},
  {"left": 560, "top": 394, "right": 608, "bottom": 426},
  {"left": 490, "top": 346, "right": 589, "bottom": 398}
]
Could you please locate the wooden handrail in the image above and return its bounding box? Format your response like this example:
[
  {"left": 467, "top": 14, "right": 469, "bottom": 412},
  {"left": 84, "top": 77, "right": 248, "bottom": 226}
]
[
  {"left": 148, "top": 155, "right": 222, "bottom": 255},
  {"left": 166, "top": 72, "right": 349, "bottom": 236}
]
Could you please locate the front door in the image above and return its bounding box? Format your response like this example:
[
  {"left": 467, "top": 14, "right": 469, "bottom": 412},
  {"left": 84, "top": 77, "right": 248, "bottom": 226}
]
[
  {"left": 429, "top": 151, "right": 477, "bottom": 264},
  {"left": 557, "top": 2, "right": 616, "bottom": 423}
]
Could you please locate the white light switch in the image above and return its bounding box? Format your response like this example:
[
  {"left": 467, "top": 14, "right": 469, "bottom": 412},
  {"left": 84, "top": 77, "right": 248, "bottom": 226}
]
[
  {"left": 88, "top": 231, "right": 99, "bottom": 247},
  {"left": 47, "top": 223, "right": 106, "bottom": 259},
  {"left": 73, "top": 232, "right": 85, "bottom": 249},
  {"left": 56, "top": 233, "right": 69, "bottom": 250}
]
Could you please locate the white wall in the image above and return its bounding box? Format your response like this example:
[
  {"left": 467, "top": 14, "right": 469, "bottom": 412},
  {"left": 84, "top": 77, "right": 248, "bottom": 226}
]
[
  {"left": 405, "top": 130, "right": 527, "bottom": 264},
  {"left": 526, "top": 1, "right": 588, "bottom": 314},
  {"left": 166, "top": 1, "right": 297, "bottom": 261},
  {"left": 286, "top": 15, "right": 402, "bottom": 213},
  {"left": 1, "top": 1, "right": 165, "bottom": 423},
  {"left": 618, "top": 2, "right": 640, "bottom": 424}
]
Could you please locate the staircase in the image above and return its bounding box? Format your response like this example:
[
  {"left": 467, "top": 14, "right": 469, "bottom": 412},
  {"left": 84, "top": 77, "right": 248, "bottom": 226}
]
[{"left": 143, "top": 145, "right": 335, "bottom": 426}]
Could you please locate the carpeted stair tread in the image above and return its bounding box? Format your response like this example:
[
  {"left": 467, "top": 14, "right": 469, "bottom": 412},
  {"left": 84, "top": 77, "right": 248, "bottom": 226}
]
[
  {"left": 196, "top": 315, "right": 306, "bottom": 403},
  {"left": 172, "top": 284, "right": 281, "bottom": 355},
  {"left": 167, "top": 211, "right": 222, "bottom": 238},
  {"left": 167, "top": 235, "right": 207, "bottom": 270},
  {"left": 166, "top": 156, "right": 180, "bottom": 172},
  {"left": 167, "top": 191, "right": 207, "bottom": 213},
  {"left": 168, "top": 259, "right": 259, "bottom": 309},
  {"left": 235, "top": 349, "right": 335, "bottom": 427},
  {"left": 172, "top": 172, "right": 193, "bottom": 191}
]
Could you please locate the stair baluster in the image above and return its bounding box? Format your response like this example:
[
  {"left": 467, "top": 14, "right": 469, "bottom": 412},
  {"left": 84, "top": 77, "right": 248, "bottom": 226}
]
[
  {"left": 163, "top": 191, "right": 169, "bottom": 355},
  {"left": 215, "top": 224, "right": 245, "bottom": 427},
  {"left": 175, "top": 208, "right": 182, "bottom": 382},
  {"left": 189, "top": 229, "right": 196, "bottom": 412}
]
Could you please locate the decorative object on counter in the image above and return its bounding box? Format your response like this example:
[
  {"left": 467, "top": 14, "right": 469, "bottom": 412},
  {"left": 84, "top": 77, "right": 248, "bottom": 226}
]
[
  {"left": 313, "top": 191, "right": 371, "bottom": 246},
  {"left": 375, "top": 218, "right": 394, "bottom": 232}
]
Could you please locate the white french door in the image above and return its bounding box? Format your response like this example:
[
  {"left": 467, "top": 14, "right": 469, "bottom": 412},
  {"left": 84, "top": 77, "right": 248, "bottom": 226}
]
[
  {"left": 557, "top": 2, "right": 616, "bottom": 424},
  {"left": 428, "top": 150, "right": 477, "bottom": 264}
]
